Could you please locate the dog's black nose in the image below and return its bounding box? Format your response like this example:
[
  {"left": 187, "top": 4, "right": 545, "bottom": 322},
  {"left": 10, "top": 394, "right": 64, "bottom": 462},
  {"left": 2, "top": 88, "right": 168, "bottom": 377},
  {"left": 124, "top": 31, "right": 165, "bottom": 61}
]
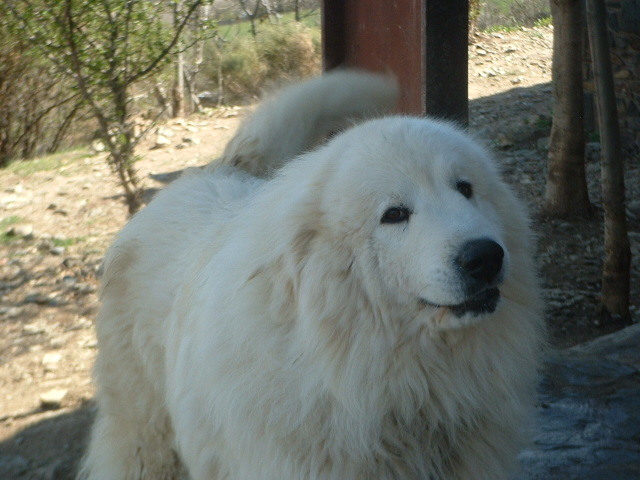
[{"left": 456, "top": 239, "right": 504, "bottom": 284}]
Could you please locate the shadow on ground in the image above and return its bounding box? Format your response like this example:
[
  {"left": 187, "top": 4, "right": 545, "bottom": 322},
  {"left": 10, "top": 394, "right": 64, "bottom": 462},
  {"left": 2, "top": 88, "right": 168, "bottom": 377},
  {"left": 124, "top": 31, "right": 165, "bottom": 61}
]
[
  {"left": 0, "top": 403, "right": 94, "bottom": 480},
  {"left": 469, "top": 82, "right": 553, "bottom": 148}
]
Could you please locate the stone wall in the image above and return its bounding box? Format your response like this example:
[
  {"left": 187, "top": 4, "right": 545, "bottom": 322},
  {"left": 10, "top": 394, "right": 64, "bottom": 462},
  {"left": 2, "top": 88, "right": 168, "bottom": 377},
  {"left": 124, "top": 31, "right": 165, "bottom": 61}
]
[{"left": 583, "top": 0, "right": 640, "bottom": 157}]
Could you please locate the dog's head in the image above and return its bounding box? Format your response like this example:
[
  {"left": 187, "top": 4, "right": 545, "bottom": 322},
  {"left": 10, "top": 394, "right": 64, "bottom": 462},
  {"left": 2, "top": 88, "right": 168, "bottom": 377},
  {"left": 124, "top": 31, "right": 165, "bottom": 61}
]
[{"left": 280, "top": 117, "right": 529, "bottom": 331}]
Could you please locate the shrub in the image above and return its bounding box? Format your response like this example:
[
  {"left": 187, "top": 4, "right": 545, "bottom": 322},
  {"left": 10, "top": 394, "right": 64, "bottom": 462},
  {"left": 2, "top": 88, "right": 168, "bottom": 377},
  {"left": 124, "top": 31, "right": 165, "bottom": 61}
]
[
  {"left": 218, "top": 36, "right": 267, "bottom": 101},
  {"left": 202, "top": 22, "right": 321, "bottom": 104},
  {"left": 258, "top": 22, "right": 320, "bottom": 83},
  {"left": 0, "top": 33, "right": 88, "bottom": 166},
  {"left": 477, "top": 0, "right": 550, "bottom": 31}
]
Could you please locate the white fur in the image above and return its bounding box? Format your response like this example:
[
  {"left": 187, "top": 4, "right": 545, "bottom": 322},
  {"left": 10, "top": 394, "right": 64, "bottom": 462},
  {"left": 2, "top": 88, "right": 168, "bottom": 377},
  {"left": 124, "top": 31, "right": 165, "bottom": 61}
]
[{"left": 79, "top": 71, "right": 544, "bottom": 480}]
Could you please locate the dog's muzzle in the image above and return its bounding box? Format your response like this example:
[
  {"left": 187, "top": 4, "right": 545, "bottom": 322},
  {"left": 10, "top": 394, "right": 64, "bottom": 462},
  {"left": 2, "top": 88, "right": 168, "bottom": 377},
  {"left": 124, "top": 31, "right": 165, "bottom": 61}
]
[
  {"left": 451, "top": 238, "right": 504, "bottom": 316},
  {"left": 419, "top": 238, "right": 505, "bottom": 317},
  {"left": 455, "top": 238, "right": 504, "bottom": 286},
  {"left": 449, "top": 286, "right": 501, "bottom": 317}
]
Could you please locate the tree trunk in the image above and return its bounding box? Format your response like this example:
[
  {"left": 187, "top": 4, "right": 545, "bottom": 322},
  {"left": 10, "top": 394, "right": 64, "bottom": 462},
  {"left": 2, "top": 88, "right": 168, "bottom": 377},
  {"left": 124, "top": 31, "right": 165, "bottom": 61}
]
[
  {"left": 544, "top": 0, "right": 592, "bottom": 216},
  {"left": 104, "top": 83, "right": 144, "bottom": 215},
  {"left": 239, "top": 0, "right": 260, "bottom": 37},
  {"left": 183, "top": 3, "right": 208, "bottom": 114},
  {"left": 469, "top": 0, "right": 481, "bottom": 35},
  {"left": 173, "top": 50, "right": 185, "bottom": 117},
  {"left": 111, "top": 149, "right": 143, "bottom": 215},
  {"left": 154, "top": 83, "right": 171, "bottom": 114},
  {"left": 172, "top": 0, "right": 185, "bottom": 117},
  {"left": 261, "top": 0, "right": 279, "bottom": 24},
  {"left": 48, "top": 100, "right": 82, "bottom": 153},
  {"left": 585, "top": 0, "right": 631, "bottom": 325},
  {"left": 105, "top": 120, "right": 143, "bottom": 215}
]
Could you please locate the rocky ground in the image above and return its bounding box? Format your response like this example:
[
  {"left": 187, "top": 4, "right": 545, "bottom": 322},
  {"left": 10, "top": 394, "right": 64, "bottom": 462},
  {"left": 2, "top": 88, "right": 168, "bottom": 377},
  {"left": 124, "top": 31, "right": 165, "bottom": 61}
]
[{"left": 0, "top": 25, "right": 638, "bottom": 479}]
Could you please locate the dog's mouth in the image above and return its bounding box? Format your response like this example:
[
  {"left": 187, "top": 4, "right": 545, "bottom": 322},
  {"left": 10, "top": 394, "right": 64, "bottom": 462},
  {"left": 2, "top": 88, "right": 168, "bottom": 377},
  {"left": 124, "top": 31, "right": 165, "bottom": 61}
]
[{"left": 420, "top": 287, "right": 501, "bottom": 317}]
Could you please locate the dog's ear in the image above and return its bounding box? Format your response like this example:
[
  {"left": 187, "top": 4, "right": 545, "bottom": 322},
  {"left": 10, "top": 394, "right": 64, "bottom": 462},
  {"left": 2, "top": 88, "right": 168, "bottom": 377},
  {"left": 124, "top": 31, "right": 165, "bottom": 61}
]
[{"left": 292, "top": 241, "right": 393, "bottom": 412}]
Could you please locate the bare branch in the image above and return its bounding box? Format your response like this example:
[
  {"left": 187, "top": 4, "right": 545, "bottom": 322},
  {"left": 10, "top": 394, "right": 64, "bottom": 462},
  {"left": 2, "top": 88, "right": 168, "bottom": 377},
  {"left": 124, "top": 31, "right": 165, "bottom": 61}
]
[
  {"left": 61, "top": 0, "right": 113, "bottom": 148},
  {"left": 127, "top": 0, "right": 204, "bottom": 84}
]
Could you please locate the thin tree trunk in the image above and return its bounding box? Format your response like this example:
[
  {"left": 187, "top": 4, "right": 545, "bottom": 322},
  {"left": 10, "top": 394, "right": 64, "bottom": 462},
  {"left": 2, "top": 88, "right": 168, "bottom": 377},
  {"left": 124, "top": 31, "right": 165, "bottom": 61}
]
[
  {"left": 544, "top": 0, "right": 592, "bottom": 216},
  {"left": 173, "top": 0, "right": 185, "bottom": 117},
  {"left": 184, "top": 3, "right": 208, "bottom": 114},
  {"left": 239, "top": 0, "right": 261, "bottom": 37},
  {"left": 469, "top": 0, "right": 481, "bottom": 35},
  {"left": 217, "top": 58, "right": 224, "bottom": 107},
  {"left": 261, "top": 0, "right": 279, "bottom": 24},
  {"left": 111, "top": 149, "right": 143, "bottom": 215},
  {"left": 585, "top": 0, "right": 631, "bottom": 324},
  {"left": 173, "top": 50, "right": 185, "bottom": 117},
  {"left": 107, "top": 82, "right": 144, "bottom": 215},
  {"left": 154, "top": 83, "right": 171, "bottom": 113},
  {"left": 48, "top": 100, "right": 83, "bottom": 153}
]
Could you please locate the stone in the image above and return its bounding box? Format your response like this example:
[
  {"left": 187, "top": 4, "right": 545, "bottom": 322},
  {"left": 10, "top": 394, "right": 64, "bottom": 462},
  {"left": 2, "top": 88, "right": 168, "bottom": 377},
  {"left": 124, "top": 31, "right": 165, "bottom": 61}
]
[
  {"left": 3, "top": 306, "right": 23, "bottom": 318},
  {"left": 7, "top": 224, "right": 33, "bottom": 239},
  {"left": 24, "top": 291, "right": 58, "bottom": 305},
  {"left": 221, "top": 109, "right": 239, "bottom": 118},
  {"left": 73, "top": 282, "right": 97, "bottom": 294},
  {"left": 496, "top": 132, "right": 514, "bottom": 148},
  {"left": 15, "top": 224, "right": 34, "bottom": 237},
  {"left": 50, "top": 246, "right": 66, "bottom": 256},
  {"left": 42, "top": 352, "right": 63, "bottom": 370},
  {"left": 182, "top": 136, "right": 201, "bottom": 146},
  {"left": 22, "top": 323, "right": 45, "bottom": 335},
  {"left": 154, "top": 135, "right": 171, "bottom": 148},
  {"left": 52, "top": 207, "right": 68, "bottom": 216},
  {"left": 49, "top": 336, "right": 67, "bottom": 349},
  {"left": 6, "top": 184, "right": 23, "bottom": 193},
  {"left": 91, "top": 139, "right": 106, "bottom": 153},
  {"left": 39, "top": 388, "right": 68, "bottom": 409},
  {"left": 197, "top": 91, "right": 219, "bottom": 107},
  {"left": 156, "top": 126, "right": 175, "bottom": 137}
]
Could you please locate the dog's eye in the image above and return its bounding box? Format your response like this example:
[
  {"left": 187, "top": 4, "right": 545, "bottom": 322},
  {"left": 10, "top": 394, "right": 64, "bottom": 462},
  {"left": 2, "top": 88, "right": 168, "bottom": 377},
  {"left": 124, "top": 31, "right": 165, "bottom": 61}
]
[
  {"left": 456, "top": 180, "right": 473, "bottom": 199},
  {"left": 381, "top": 206, "right": 411, "bottom": 224}
]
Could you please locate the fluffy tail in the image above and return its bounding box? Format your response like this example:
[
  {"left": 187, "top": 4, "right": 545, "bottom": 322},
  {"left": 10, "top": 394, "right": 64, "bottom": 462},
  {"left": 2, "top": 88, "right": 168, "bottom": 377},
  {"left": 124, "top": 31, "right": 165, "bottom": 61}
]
[{"left": 208, "top": 70, "right": 399, "bottom": 176}]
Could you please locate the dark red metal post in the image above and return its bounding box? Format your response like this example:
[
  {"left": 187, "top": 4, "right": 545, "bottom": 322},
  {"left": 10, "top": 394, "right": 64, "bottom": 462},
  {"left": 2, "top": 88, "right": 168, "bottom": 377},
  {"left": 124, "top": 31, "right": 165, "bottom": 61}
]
[{"left": 322, "top": 0, "right": 468, "bottom": 124}]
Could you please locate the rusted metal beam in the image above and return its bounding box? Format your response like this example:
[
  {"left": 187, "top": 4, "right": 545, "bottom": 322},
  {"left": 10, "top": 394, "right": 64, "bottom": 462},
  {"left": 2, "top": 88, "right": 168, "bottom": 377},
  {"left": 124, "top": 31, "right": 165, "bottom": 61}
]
[{"left": 322, "top": 0, "right": 468, "bottom": 124}]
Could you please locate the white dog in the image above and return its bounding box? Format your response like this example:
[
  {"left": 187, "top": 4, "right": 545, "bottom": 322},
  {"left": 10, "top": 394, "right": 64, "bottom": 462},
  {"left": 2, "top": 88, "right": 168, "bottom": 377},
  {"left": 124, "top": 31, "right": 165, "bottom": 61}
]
[{"left": 79, "top": 71, "right": 544, "bottom": 480}]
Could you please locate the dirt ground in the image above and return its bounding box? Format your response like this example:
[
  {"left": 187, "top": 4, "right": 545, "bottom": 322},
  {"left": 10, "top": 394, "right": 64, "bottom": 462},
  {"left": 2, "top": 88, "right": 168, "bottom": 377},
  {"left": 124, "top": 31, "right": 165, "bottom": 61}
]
[{"left": 0, "top": 25, "right": 638, "bottom": 479}]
